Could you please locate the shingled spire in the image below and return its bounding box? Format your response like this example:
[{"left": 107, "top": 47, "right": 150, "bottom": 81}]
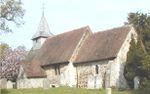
[{"left": 32, "top": 5, "right": 53, "bottom": 50}]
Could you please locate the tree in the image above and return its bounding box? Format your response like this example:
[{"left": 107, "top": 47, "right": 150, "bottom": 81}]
[
  {"left": 0, "top": 45, "right": 28, "bottom": 82},
  {"left": 0, "top": 0, "right": 25, "bottom": 33},
  {"left": 126, "top": 12, "right": 150, "bottom": 54},
  {"left": 124, "top": 12, "right": 150, "bottom": 89},
  {"left": 140, "top": 55, "right": 150, "bottom": 78},
  {"left": 124, "top": 38, "right": 144, "bottom": 88}
]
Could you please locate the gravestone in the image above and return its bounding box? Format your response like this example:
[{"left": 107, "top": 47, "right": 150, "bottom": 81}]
[
  {"left": 7, "top": 81, "right": 13, "bottom": 88},
  {"left": 95, "top": 75, "right": 101, "bottom": 89},
  {"left": 105, "top": 70, "right": 110, "bottom": 88},
  {"left": 87, "top": 75, "right": 95, "bottom": 89},
  {"left": 43, "top": 79, "right": 50, "bottom": 89},
  {"left": 87, "top": 75, "right": 102, "bottom": 89},
  {"left": 0, "top": 79, "right": 7, "bottom": 88},
  {"left": 134, "top": 76, "right": 140, "bottom": 90},
  {"left": 105, "top": 88, "right": 111, "bottom": 94}
]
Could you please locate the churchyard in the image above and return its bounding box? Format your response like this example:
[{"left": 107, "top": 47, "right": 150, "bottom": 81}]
[
  {"left": 1, "top": 78, "right": 150, "bottom": 94},
  {"left": 1, "top": 86, "right": 149, "bottom": 94}
]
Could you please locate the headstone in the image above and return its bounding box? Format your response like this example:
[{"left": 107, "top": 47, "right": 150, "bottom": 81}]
[
  {"left": 95, "top": 75, "right": 102, "bottom": 89},
  {"left": 43, "top": 79, "right": 50, "bottom": 89},
  {"left": 7, "top": 81, "right": 13, "bottom": 88},
  {"left": 60, "top": 73, "right": 65, "bottom": 85},
  {"left": 0, "top": 79, "right": 7, "bottom": 88},
  {"left": 87, "top": 75, "right": 95, "bottom": 89},
  {"left": 105, "top": 70, "right": 110, "bottom": 88},
  {"left": 105, "top": 88, "right": 111, "bottom": 94},
  {"left": 134, "top": 76, "right": 140, "bottom": 90},
  {"left": 87, "top": 75, "right": 102, "bottom": 89}
]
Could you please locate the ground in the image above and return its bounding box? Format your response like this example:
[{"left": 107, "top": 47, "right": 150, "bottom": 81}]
[{"left": 1, "top": 87, "right": 149, "bottom": 94}]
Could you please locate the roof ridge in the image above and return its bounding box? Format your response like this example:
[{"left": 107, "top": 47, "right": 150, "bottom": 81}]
[
  {"left": 94, "top": 25, "right": 131, "bottom": 34},
  {"left": 75, "top": 25, "right": 132, "bottom": 63},
  {"left": 49, "top": 26, "right": 91, "bottom": 38}
]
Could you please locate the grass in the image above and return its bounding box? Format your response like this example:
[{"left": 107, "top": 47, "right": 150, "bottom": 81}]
[{"left": 1, "top": 86, "right": 149, "bottom": 94}]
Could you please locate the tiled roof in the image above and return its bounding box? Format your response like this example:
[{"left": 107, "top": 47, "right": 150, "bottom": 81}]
[
  {"left": 25, "top": 49, "right": 39, "bottom": 62},
  {"left": 75, "top": 26, "right": 131, "bottom": 63},
  {"left": 37, "top": 26, "right": 91, "bottom": 66},
  {"left": 24, "top": 26, "right": 91, "bottom": 78},
  {"left": 23, "top": 60, "right": 46, "bottom": 78}
]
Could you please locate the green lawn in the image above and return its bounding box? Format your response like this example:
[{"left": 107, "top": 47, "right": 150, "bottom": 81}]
[{"left": 1, "top": 86, "right": 149, "bottom": 94}]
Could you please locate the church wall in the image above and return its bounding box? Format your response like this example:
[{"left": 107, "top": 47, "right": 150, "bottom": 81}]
[
  {"left": 44, "top": 62, "right": 77, "bottom": 87},
  {"left": 44, "top": 64, "right": 68, "bottom": 86},
  {"left": 17, "top": 75, "right": 46, "bottom": 88},
  {"left": 66, "top": 28, "right": 91, "bottom": 87},
  {"left": 109, "top": 27, "right": 137, "bottom": 88},
  {"left": 75, "top": 27, "right": 137, "bottom": 89},
  {"left": 32, "top": 37, "right": 48, "bottom": 50},
  {"left": 66, "top": 62, "right": 76, "bottom": 87},
  {"left": 40, "top": 38, "right": 47, "bottom": 45},
  {"left": 75, "top": 61, "right": 109, "bottom": 88}
]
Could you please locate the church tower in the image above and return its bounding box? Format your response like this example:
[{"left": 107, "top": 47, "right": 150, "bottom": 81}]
[{"left": 31, "top": 6, "right": 53, "bottom": 50}]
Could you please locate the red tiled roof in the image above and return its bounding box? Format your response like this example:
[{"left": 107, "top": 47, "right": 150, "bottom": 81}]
[
  {"left": 75, "top": 26, "right": 131, "bottom": 63},
  {"left": 36, "top": 26, "right": 91, "bottom": 66},
  {"left": 23, "top": 26, "right": 91, "bottom": 78},
  {"left": 23, "top": 60, "right": 46, "bottom": 78}
]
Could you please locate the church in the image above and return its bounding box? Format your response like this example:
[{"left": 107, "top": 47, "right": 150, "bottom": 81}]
[{"left": 17, "top": 14, "right": 137, "bottom": 89}]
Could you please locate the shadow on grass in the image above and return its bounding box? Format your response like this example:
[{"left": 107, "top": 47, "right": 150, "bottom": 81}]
[
  {"left": 133, "top": 88, "right": 150, "bottom": 94},
  {"left": 1, "top": 89, "right": 9, "bottom": 94},
  {"left": 118, "top": 87, "right": 150, "bottom": 94}
]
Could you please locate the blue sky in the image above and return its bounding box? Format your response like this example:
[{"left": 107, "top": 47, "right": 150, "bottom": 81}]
[{"left": 1, "top": 0, "right": 150, "bottom": 50}]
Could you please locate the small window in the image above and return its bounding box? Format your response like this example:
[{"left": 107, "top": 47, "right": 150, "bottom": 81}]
[
  {"left": 54, "top": 65, "right": 60, "bottom": 75},
  {"left": 95, "top": 65, "right": 99, "bottom": 74}
]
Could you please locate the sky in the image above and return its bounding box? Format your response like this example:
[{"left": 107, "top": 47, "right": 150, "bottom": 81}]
[{"left": 0, "top": 0, "right": 150, "bottom": 50}]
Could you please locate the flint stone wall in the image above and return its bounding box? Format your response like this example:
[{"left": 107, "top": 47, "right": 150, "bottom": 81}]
[
  {"left": 17, "top": 77, "right": 46, "bottom": 88},
  {"left": 44, "top": 64, "right": 68, "bottom": 86},
  {"left": 109, "top": 27, "right": 137, "bottom": 88},
  {"left": 75, "top": 61, "right": 108, "bottom": 88}
]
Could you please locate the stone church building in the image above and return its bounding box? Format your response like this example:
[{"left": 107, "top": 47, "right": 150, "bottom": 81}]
[{"left": 17, "top": 14, "right": 137, "bottom": 89}]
